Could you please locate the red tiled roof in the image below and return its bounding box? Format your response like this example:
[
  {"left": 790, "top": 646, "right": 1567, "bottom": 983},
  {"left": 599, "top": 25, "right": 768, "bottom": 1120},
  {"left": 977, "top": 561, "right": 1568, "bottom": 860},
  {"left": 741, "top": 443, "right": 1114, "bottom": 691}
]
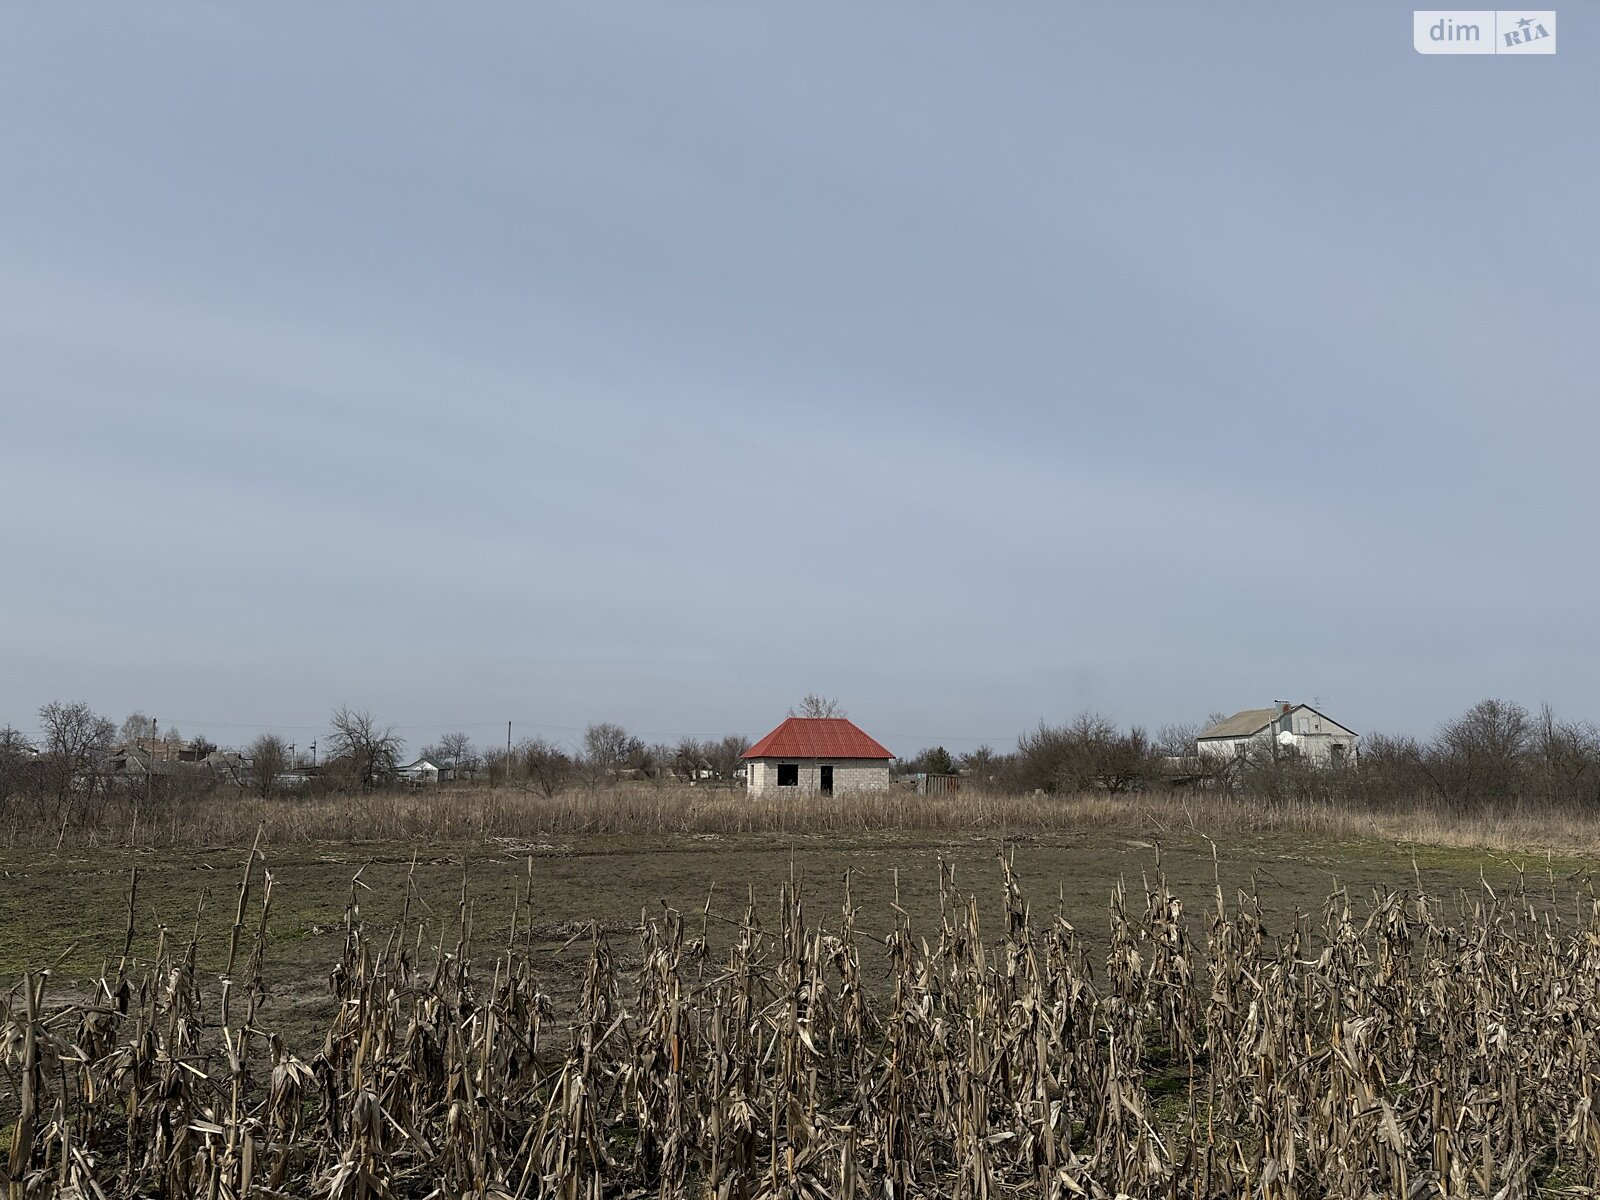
[{"left": 741, "top": 717, "right": 893, "bottom": 761}]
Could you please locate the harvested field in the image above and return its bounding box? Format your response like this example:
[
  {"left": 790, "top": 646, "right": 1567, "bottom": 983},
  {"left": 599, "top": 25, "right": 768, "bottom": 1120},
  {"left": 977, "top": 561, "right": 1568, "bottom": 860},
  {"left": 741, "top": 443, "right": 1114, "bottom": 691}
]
[{"left": 4, "top": 828, "right": 1599, "bottom": 1196}]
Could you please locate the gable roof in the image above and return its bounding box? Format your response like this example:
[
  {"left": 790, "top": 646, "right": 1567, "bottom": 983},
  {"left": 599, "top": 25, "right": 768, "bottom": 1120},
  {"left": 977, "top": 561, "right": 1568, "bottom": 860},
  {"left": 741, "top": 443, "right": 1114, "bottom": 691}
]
[
  {"left": 1198, "top": 704, "right": 1359, "bottom": 740},
  {"left": 1291, "top": 705, "right": 1359, "bottom": 737},
  {"left": 742, "top": 718, "right": 893, "bottom": 761},
  {"left": 1197, "top": 708, "right": 1282, "bottom": 740}
]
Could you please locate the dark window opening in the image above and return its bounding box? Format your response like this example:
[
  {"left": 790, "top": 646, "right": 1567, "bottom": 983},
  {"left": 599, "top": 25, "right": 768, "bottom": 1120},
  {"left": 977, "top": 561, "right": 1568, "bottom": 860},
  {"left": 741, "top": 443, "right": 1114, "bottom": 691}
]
[
  {"left": 777, "top": 763, "right": 799, "bottom": 787},
  {"left": 819, "top": 765, "right": 834, "bottom": 796}
]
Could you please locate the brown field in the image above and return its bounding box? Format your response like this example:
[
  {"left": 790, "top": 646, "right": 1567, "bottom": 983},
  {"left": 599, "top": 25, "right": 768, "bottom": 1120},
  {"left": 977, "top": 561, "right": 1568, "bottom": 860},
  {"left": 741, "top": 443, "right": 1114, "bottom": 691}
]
[{"left": 4, "top": 790, "right": 1600, "bottom": 1195}]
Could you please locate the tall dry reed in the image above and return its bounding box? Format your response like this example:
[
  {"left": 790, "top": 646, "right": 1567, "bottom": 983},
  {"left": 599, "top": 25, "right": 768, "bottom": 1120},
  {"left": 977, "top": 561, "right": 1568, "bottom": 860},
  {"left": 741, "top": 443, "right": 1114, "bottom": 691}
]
[{"left": 12, "top": 783, "right": 1600, "bottom": 856}]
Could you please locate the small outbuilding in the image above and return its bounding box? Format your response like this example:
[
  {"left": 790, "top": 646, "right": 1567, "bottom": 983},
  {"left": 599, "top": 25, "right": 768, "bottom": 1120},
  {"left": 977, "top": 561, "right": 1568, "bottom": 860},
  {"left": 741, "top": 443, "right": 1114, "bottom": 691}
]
[{"left": 741, "top": 717, "right": 893, "bottom": 797}]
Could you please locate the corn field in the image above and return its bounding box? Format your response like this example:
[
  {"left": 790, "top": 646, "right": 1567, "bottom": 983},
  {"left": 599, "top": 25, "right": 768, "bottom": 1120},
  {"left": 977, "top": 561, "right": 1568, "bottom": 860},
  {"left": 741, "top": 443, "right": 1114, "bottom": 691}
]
[{"left": 4, "top": 846, "right": 1599, "bottom": 1198}]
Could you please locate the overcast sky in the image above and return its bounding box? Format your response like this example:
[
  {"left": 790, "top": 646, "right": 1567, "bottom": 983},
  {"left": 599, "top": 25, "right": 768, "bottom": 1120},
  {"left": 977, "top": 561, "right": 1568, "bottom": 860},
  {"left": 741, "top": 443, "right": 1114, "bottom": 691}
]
[{"left": 2, "top": 4, "right": 1594, "bottom": 755}]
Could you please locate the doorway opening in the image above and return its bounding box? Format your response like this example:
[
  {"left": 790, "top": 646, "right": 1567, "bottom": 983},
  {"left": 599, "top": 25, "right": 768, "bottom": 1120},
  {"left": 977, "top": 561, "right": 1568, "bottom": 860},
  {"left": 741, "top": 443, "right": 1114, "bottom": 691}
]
[{"left": 819, "top": 765, "right": 834, "bottom": 796}]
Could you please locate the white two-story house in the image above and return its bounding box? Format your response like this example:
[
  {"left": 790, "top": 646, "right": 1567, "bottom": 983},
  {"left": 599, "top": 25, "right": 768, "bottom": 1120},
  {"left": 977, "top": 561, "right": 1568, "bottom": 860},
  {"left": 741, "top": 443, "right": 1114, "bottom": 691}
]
[{"left": 1196, "top": 703, "right": 1358, "bottom": 767}]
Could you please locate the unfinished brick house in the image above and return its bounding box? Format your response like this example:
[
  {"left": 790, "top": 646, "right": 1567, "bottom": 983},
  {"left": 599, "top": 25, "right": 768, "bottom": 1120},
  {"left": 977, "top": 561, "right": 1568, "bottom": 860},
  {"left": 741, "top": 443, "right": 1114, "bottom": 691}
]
[{"left": 741, "top": 717, "right": 894, "bottom": 797}]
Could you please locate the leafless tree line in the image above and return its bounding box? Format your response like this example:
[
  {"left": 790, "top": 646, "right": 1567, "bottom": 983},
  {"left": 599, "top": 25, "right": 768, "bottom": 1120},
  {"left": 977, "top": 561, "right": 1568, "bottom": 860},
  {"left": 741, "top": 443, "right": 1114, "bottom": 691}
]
[
  {"left": 7, "top": 695, "right": 1600, "bottom": 832},
  {"left": 895, "top": 698, "right": 1600, "bottom": 810},
  {"left": 1353, "top": 698, "right": 1600, "bottom": 809},
  {"left": 480, "top": 727, "right": 753, "bottom": 797},
  {"left": 899, "top": 715, "right": 1191, "bottom": 795},
  {"left": 0, "top": 703, "right": 755, "bottom": 829}
]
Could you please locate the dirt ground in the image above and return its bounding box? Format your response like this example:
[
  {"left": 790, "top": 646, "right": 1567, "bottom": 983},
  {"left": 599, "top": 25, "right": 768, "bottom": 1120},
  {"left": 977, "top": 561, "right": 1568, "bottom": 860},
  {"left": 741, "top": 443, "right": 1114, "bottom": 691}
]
[{"left": 2, "top": 827, "right": 1591, "bottom": 1049}]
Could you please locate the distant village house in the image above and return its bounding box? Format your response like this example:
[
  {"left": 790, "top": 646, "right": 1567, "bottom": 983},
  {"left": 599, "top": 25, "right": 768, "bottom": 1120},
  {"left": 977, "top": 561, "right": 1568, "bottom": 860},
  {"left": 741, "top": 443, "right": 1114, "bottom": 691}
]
[
  {"left": 105, "top": 743, "right": 250, "bottom": 786},
  {"left": 396, "top": 755, "right": 449, "bottom": 785},
  {"left": 1196, "top": 703, "right": 1358, "bottom": 767}
]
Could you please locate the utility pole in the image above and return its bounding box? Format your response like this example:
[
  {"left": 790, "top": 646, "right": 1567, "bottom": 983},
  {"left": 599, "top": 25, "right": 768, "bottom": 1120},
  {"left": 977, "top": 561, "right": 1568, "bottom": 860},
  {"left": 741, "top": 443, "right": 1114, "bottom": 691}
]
[{"left": 507, "top": 721, "right": 512, "bottom": 781}]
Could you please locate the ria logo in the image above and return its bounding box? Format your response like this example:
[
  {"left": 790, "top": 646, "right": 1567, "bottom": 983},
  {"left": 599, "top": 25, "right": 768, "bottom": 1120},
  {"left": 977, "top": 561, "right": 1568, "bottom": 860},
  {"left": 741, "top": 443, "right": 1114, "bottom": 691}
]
[
  {"left": 1414, "top": 10, "right": 1556, "bottom": 53},
  {"left": 1501, "top": 13, "right": 1552, "bottom": 46}
]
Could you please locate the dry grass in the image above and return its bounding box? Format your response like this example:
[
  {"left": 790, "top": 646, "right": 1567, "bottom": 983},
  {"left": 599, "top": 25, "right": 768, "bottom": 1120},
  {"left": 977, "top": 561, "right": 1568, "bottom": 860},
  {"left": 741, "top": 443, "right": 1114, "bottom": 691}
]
[
  {"left": 6, "top": 847, "right": 1599, "bottom": 1197},
  {"left": 16, "top": 783, "right": 1600, "bottom": 856}
]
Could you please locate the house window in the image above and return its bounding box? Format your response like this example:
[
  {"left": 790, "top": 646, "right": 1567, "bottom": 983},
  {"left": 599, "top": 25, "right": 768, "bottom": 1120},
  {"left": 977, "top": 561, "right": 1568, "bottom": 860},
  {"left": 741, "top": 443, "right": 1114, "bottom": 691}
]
[
  {"left": 777, "top": 763, "right": 799, "bottom": 787},
  {"left": 1234, "top": 742, "right": 1248, "bottom": 759}
]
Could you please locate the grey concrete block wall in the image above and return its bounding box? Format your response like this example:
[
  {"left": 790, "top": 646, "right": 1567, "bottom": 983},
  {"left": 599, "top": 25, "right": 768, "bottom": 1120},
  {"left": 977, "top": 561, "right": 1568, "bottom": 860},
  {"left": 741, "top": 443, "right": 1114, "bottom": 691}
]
[{"left": 746, "top": 758, "right": 891, "bottom": 797}]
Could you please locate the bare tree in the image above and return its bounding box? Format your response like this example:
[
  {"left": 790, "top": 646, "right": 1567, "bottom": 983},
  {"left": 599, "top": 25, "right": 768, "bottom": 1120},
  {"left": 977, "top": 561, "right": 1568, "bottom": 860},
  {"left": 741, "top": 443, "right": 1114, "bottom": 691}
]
[
  {"left": 119, "top": 711, "right": 156, "bottom": 747},
  {"left": 480, "top": 747, "right": 511, "bottom": 787},
  {"left": 673, "top": 737, "right": 707, "bottom": 781},
  {"left": 1355, "top": 732, "right": 1432, "bottom": 803},
  {"left": 516, "top": 738, "right": 574, "bottom": 798},
  {"left": 437, "top": 732, "right": 476, "bottom": 779},
  {"left": 958, "top": 745, "right": 1001, "bottom": 785},
  {"left": 704, "top": 734, "right": 750, "bottom": 783},
  {"left": 326, "top": 707, "right": 404, "bottom": 792},
  {"left": 0, "top": 727, "right": 34, "bottom": 755},
  {"left": 1011, "top": 712, "right": 1157, "bottom": 795},
  {"left": 1154, "top": 722, "right": 1201, "bottom": 759},
  {"left": 1533, "top": 704, "right": 1600, "bottom": 808},
  {"left": 581, "top": 722, "right": 636, "bottom": 788},
  {"left": 620, "top": 738, "right": 655, "bottom": 780},
  {"left": 247, "top": 734, "right": 290, "bottom": 798},
  {"left": 792, "top": 694, "right": 845, "bottom": 718},
  {"left": 0, "top": 725, "right": 39, "bottom": 811},
  {"left": 37, "top": 701, "right": 117, "bottom": 821},
  {"left": 1430, "top": 698, "right": 1532, "bottom": 806},
  {"left": 636, "top": 742, "right": 674, "bottom": 782}
]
